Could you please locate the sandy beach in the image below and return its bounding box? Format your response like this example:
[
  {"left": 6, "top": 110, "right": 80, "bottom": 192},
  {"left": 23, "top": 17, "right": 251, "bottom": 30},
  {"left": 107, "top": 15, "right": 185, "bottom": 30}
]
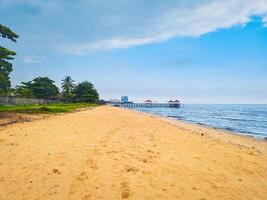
[{"left": 0, "top": 105, "right": 266, "bottom": 200}]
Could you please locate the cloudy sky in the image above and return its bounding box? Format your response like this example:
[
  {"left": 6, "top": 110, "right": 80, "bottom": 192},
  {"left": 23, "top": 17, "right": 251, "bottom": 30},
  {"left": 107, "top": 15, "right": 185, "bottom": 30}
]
[{"left": 1, "top": 0, "right": 267, "bottom": 103}]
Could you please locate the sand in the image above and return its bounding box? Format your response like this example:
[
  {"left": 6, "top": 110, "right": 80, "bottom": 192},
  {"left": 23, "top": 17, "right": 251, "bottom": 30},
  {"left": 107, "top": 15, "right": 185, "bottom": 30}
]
[
  {"left": 0, "top": 106, "right": 266, "bottom": 200},
  {"left": 0, "top": 113, "right": 45, "bottom": 126}
]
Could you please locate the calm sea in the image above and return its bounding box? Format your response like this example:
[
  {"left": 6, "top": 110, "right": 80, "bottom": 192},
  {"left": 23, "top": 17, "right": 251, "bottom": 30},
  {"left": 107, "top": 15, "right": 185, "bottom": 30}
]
[{"left": 131, "top": 104, "right": 267, "bottom": 139}]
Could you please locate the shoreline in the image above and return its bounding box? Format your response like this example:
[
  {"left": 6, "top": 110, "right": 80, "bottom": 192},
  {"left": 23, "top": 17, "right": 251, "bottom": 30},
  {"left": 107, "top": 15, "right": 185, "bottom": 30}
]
[
  {"left": 123, "top": 106, "right": 267, "bottom": 141},
  {"left": 123, "top": 106, "right": 266, "bottom": 140},
  {"left": 0, "top": 106, "right": 266, "bottom": 199},
  {"left": 120, "top": 107, "right": 267, "bottom": 154}
]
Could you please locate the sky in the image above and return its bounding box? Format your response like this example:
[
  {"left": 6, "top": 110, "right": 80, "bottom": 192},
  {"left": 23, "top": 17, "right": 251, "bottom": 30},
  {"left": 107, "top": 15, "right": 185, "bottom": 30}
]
[{"left": 0, "top": 0, "right": 267, "bottom": 103}]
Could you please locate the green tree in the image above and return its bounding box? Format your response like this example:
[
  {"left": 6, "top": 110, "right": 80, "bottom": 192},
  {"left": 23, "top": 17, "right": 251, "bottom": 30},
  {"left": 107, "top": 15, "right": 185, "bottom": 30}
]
[
  {"left": 0, "top": 24, "right": 19, "bottom": 94},
  {"left": 73, "top": 81, "right": 99, "bottom": 103},
  {"left": 0, "top": 24, "right": 19, "bottom": 42},
  {"left": 61, "top": 76, "right": 75, "bottom": 100},
  {"left": 14, "top": 86, "right": 35, "bottom": 98},
  {"left": 17, "top": 77, "right": 59, "bottom": 99}
]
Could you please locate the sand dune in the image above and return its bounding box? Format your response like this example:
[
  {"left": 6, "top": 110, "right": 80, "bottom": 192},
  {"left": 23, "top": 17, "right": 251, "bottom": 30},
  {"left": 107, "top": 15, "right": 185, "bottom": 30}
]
[{"left": 0, "top": 106, "right": 266, "bottom": 199}]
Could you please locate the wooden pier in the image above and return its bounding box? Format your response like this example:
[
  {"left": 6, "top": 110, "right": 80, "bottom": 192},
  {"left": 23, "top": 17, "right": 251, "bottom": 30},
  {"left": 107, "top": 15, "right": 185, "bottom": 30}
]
[{"left": 109, "top": 102, "right": 180, "bottom": 108}]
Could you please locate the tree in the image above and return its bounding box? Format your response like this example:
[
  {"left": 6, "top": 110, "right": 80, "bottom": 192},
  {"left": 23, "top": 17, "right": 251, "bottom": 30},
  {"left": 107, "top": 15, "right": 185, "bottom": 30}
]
[
  {"left": 73, "top": 81, "right": 99, "bottom": 103},
  {"left": 0, "top": 24, "right": 19, "bottom": 42},
  {"left": 0, "top": 24, "right": 19, "bottom": 94},
  {"left": 14, "top": 86, "right": 35, "bottom": 98},
  {"left": 17, "top": 77, "right": 59, "bottom": 99},
  {"left": 61, "top": 76, "right": 75, "bottom": 100}
]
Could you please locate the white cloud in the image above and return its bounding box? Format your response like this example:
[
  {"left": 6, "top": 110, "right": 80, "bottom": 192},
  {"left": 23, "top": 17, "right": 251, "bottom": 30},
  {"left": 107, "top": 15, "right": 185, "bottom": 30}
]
[
  {"left": 4, "top": 0, "right": 266, "bottom": 55},
  {"left": 60, "top": 37, "right": 164, "bottom": 55},
  {"left": 22, "top": 55, "right": 46, "bottom": 64},
  {"left": 59, "top": 0, "right": 267, "bottom": 55}
]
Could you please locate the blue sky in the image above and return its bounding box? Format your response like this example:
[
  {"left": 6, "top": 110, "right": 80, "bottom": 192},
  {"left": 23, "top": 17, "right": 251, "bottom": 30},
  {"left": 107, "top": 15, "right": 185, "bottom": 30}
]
[{"left": 1, "top": 0, "right": 267, "bottom": 103}]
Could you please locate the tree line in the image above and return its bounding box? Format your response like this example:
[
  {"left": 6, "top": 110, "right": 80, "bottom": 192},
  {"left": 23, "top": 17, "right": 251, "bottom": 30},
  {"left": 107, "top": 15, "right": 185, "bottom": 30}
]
[
  {"left": 14, "top": 76, "right": 99, "bottom": 103},
  {"left": 0, "top": 24, "right": 99, "bottom": 103}
]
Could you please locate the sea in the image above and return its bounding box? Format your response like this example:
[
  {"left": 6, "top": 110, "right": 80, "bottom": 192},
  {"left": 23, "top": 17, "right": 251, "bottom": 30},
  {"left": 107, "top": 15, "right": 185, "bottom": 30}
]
[{"left": 130, "top": 104, "right": 267, "bottom": 139}]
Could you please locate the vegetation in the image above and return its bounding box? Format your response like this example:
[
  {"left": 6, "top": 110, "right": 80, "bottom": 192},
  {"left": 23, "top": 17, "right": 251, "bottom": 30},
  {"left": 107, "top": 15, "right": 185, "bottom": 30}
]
[
  {"left": 13, "top": 77, "right": 99, "bottom": 103},
  {"left": 72, "top": 81, "right": 99, "bottom": 103},
  {"left": 0, "top": 24, "right": 19, "bottom": 42},
  {"left": 0, "top": 103, "right": 98, "bottom": 113},
  {"left": 15, "top": 77, "right": 59, "bottom": 99},
  {"left": 13, "top": 86, "right": 35, "bottom": 98},
  {"left": 0, "top": 24, "right": 19, "bottom": 94},
  {"left": 61, "top": 76, "right": 75, "bottom": 100}
]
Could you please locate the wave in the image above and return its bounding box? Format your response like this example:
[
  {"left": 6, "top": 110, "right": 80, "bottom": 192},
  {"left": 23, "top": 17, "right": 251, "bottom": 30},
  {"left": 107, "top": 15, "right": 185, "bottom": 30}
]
[
  {"left": 195, "top": 122, "right": 206, "bottom": 126},
  {"left": 223, "top": 127, "right": 236, "bottom": 132},
  {"left": 167, "top": 115, "right": 184, "bottom": 119},
  {"left": 219, "top": 117, "right": 267, "bottom": 123}
]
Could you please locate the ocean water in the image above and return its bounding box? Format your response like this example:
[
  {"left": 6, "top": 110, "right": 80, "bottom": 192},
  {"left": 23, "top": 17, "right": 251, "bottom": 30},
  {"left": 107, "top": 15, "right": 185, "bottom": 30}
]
[{"left": 130, "top": 104, "right": 267, "bottom": 139}]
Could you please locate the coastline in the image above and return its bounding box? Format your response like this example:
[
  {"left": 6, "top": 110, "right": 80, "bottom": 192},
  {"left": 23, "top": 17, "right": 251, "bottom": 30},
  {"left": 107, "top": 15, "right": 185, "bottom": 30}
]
[
  {"left": 123, "top": 106, "right": 267, "bottom": 152},
  {"left": 0, "top": 105, "right": 266, "bottom": 199},
  {"left": 128, "top": 104, "right": 267, "bottom": 139},
  {"left": 125, "top": 105, "right": 266, "bottom": 137}
]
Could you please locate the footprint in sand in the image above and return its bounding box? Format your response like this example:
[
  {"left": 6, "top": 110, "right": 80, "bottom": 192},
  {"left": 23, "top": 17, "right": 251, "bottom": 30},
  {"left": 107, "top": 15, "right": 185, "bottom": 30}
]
[
  {"left": 125, "top": 166, "right": 139, "bottom": 173},
  {"left": 147, "top": 150, "right": 154, "bottom": 154},
  {"left": 48, "top": 184, "right": 59, "bottom": 195},
  {"left": 120, "top": 182, "right": 130, "bottom": 199},
  {"left": 142, "top": 158, "right": 148, "bottom": 163},
  {"left": 69, "top": 172, "right": 91, "bottom": 200},
  {"left": 52, "top": 168, "right": 61, "bottom": 175},
  {"left": 86, "top": 158, "right": 98, "bottom": 170}
]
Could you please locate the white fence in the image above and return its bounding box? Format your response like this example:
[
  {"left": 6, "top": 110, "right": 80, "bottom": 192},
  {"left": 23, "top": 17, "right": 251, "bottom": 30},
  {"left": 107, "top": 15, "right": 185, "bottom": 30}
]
[{"left": 0, "top": 96, "right": 59, "bottom": 105}]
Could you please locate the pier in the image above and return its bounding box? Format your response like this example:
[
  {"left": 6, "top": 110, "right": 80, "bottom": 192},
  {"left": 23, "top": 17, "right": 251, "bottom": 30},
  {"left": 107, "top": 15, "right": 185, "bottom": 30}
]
[
  {"left": 109, "top": 102, "right": 181, "bottom": 108},
  {"left": 108, "top": 97, "right": 181, "bottom": 108}
]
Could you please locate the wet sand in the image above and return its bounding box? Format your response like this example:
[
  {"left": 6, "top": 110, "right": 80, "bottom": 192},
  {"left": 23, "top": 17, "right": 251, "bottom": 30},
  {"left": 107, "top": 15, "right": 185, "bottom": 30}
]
[{"left": 0, "top": 106, "right": 266, "bottom": 199}]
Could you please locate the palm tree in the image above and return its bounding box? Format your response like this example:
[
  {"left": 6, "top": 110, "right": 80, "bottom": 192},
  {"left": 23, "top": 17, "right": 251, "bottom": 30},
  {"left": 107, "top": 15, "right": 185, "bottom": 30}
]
[{"left": 61, "top": 76, "right": 75, "bottom": 100}]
